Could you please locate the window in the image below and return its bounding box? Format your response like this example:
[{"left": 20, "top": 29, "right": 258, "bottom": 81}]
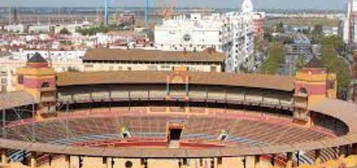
[
  {"left": 41, "top": 82, "right": 50, "bottom": 88},
  {"left": 327, "top": 80, "right": 335, "bottom": 89},
  {"left": 299, "top": 88, "right": 308, "bottom": 95},
  {"left": 18, "top": 75, "right": 24, "bottom": 84},
  {"left": 1, "top": 78, "right": 6, "bottom": 84},
  {"left": 125, "top": 161, "right": 133, "bottom": 168}
]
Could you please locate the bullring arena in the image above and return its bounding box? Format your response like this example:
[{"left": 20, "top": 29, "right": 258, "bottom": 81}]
[{"left": 1, "top": 55, "right": 357, "bottom": 168}]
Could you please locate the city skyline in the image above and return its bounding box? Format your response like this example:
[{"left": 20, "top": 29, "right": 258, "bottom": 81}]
[{"left": 0, "top": 0, "right": 348, "bottom": 10}]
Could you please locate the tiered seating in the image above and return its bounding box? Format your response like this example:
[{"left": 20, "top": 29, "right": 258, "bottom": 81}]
[
  {"left": 262, "top": 90, "right": 280, "bottom": 105},
  {"left": 2, "top": 112, "right": 334, "bottom": 150},
  {"left": 278, "top": 93, "right": 294, "bottom": 106},
  {"left": 91, "top": 91, "right": 110, "bottom": 100},
  {"left": 304, "top": 148, "right": 339, "bottom": 163},
  {"left": 130, "top": 86, "right": 149, "bottom": 99},
  {"left": 170, "top": 107, "right": 186, "bottom": 113},
  {"left": 189, "top": 86, "right": 207, "bottom": 99},
  {"left": 226, "top": 88, "right": 245, "bottom": 101},
  {"left": 72, "top": 86, "right": 92, "bottom": 102},
  {"left": 207, "top": 87, "right": 225, "bottom": 100},
  {"left": 245, "top": 89, "right": 263, "bottom": 102},
  {"left": 57, "top": 84, "right": 295, "bottom": 109},
  {"left": 148, "top": 85, "right": 166, "bottom": 98},
  {"left": 57, "top": 92, "right": 72, "bottom": 102},
  {"left": 111, "top": 89, "right": 129, "bottom": 99}
]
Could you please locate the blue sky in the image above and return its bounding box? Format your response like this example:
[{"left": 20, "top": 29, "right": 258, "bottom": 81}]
[{"left": 0, "top": 0, "right": 347, "bottom": 10}]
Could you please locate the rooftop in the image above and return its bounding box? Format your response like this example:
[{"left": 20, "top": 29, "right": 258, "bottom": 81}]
[
  {"left": 28, "top": 52, "right": 47, "bottom": 64},
  {"left": 83, "top": 48, "right": 225, "bottom": 63},
  {"left": 0, "top": 91, "right": 36, "bottom": 109},
  {"left": 56, "top": 71, "right": 295, "bottom": 91}
]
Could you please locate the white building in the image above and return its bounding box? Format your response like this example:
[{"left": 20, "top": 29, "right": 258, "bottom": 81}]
[
  {"left": 3, "top": 24, "right": 26, "bottom": 33},
  {"left": 343, "top": 0, "right": 357, "bottom": 45},
  {"left": 322, "top": 26, "right": 339, "bottom": 36},
  {"left": 11, "top": 50, "right": 86, "bottom": 61},
  {"left": 154, "top": 0, "right": 255, "bottom": 72},
  {"left": 28, "top": 25, "right": 51, "bottom": 34}
]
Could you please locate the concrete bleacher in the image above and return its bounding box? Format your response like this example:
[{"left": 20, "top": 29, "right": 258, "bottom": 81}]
[
  {"left": 57, "top": 85, "right": 294, "bottom": 108},
  {"left": 2, "top": 110, "right": 333, "bottom": 151},
  {"left": 1, "top": 106, "right": 344, "bottom": 167}
]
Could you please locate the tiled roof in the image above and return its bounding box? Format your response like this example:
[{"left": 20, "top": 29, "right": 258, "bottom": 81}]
[
  {"left": 83, "top": 48, "right": 225, "bottom": 63},
  {"left": 56, "top": 71, "right": 295, "bottom": 91},
  {"left": 0, "top": 91, "right": 36, "bottom": 110}
]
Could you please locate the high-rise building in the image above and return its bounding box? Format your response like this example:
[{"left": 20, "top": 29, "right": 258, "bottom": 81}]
[
  {"left": 154, "top": 0, "right": 256, "bottom": 72},
  {"left": 343, "top": 0, "right": 357, "bottom": 45}
]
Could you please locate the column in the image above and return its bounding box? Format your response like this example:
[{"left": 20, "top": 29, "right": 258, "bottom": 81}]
[
  {"left": 30, "top": 152, "right": 37, "bottom": 168},
  {"left": 199, "top": 159, "right": 204, "bottom": 168},
  {"left": 254, "top": 155, "right": 261, "bottom": 168},
  {"left": 102, "top": 157, "right": 108, "bottom": 168},
  {"left": 65, "top": 155, "right": 71, "bottom": 168},
  {"left": 216, "top": 157, "right": 222, "bottom": 168},
  {"left": 210, "top": 158, "right": 215, "bottom": 168},
  {"left": 295, "top": 152, "right": 300, "bottom": 167},
  {"left": 1, "top": 149, "right": 8, "bottom": 165},
  {"left": 178, "top": 159, "right": 182, "bottom": 168},
  {"left": 270, "top": 154, "right": 276, "bottom": 167},
  {"left": 245, "top": 156, "right": 256, "bottom": 168},
  {"left": 140, "top": 158, "right": 147, "bottom": 168},
  {"left": 182, "top": 158, "right": 188, "bottom": 168},
  {"left": 286, "top": 152, "right": 293, "bottom": 168}
]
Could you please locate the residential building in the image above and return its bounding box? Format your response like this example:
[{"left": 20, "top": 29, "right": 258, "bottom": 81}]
[
  {"left": 253, "top": 12, "right": 266, "bottom": 42},
  {"left": 343, "top": 0, "right": 357, "bottom": 45},
  {"left": 82, "top": 48, "right": 225, "bottom": 72},
  {"left": 154, "top": 0, "right": 255, "bottom": 72}
]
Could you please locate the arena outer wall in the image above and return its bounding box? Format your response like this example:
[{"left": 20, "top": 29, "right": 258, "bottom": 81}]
[{"left": 1, "top": 67, "right": 357, "bottom": 168}]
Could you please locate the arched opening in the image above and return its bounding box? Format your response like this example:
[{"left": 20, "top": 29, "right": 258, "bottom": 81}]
[
  {"left": 41, "top": 82, "right": 50, "bottom": 88},
  {"left": 125, "top": 161, "right": 133, "bottom": 168},
  {"left": 299, "top": 87, "right": 308, "bottom": 95}
]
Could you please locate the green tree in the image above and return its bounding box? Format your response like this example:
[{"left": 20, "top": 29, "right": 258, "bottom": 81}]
[
  {"left": 319, "top": 36, "right": 352, "bottom": 98},
  {"left": 259, "top": 42, "right": 285, "bottom": 74},
  {"left": 312, "top": 25, "right": 323, "bottom": 35},
  {"left": 275, "top": 22, "right": 284, "bottom": 33},
  {"left": 59, "top": 28, "right": 71, "bottom": 35}
]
